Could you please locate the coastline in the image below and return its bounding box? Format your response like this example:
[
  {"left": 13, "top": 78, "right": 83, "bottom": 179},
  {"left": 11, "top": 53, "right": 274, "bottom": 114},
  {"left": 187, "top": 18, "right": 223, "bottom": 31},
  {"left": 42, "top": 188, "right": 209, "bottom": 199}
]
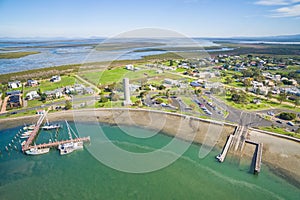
[{"left": 0, "top": 108, "right": 299, "bottom": 186}]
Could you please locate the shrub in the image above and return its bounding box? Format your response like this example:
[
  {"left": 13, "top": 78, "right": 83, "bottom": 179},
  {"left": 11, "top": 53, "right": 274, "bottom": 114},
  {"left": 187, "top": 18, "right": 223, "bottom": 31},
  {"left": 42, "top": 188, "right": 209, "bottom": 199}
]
[{"left": 278, "top": 112, "right": 296, "bottom": 120}]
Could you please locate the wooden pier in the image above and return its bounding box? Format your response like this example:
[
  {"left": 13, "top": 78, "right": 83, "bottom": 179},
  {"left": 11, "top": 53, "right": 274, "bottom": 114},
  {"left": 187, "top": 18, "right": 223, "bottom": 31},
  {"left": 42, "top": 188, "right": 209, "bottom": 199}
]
[
  {"left": 22, "top": 111, "right": 48, "bottom": 151},
  {"left": 216, "top": 134, "right": 234, "bottom": 162},
  {"left": 30, "top": 137, "right": 90, "bottom": 150},
  {"left": 22, "top": 111, "right": 90, "bottom": 152},
  {"left": 245, "top": 140, "right": 263, "bottom": 174}
]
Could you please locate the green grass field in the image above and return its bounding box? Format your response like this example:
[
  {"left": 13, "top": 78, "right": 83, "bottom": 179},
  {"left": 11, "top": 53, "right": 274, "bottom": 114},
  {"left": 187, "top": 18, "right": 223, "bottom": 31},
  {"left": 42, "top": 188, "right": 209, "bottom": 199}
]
[
  {"left": 259, "top": 126, "right": 300, "bottom": 139},
  {"left": 37, "top": 76, "right": 75, "bottom": 92},
  {"left": 82, "top": 67, "right": 184, "bottom": 85}
]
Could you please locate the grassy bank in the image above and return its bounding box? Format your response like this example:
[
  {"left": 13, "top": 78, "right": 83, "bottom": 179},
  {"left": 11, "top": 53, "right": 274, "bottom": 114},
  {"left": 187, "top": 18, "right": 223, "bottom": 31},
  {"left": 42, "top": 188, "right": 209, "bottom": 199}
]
[
  {"left": 0, "top": 51, "right": 40, "bottom": 59},
  {"left": 259, "top": 126, "right": 300, "bottom": 139}
]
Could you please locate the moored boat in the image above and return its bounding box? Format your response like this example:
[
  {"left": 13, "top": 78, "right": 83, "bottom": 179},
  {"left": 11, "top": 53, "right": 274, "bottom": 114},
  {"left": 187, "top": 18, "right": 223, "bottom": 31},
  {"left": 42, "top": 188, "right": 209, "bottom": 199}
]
[
  {"left": 25, "top": 147, "right": 50, "bottom": 155},
  {"left": 42, "top": 124, "right": 61, "bottom": 130}
]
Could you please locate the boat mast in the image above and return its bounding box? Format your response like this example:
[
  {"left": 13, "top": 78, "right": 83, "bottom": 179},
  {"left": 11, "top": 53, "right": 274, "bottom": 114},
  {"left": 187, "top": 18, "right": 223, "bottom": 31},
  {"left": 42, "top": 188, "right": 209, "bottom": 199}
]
[{"left": 65, "top": 120, "right": 73, "bottom": 141}]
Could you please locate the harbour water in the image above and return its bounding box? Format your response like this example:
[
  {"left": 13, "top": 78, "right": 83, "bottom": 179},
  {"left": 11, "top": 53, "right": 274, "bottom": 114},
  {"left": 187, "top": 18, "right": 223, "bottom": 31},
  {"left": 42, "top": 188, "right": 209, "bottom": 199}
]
[{"left": 0, "top": 122, "right": 299, "bottom": 199}]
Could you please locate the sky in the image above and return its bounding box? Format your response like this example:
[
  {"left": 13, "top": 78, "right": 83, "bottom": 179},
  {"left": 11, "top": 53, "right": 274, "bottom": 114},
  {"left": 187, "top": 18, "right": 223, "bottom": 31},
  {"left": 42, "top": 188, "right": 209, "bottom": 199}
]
[{"left": 0, "top": 0, "right": 300, "bottom": 38}]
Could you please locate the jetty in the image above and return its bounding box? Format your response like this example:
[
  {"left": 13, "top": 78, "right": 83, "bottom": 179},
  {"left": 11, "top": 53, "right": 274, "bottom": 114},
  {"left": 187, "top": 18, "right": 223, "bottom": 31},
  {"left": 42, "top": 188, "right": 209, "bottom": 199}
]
[
  {"left": 216, "top": 134, "right": 234, "bottom": 162},
  {"left": 245, "top": 140, "right": 263, "bottom": 174},
  {"left": 31, "top": 137, "right": 90, "bottom": 149},
  {"left": 22, "top": 111, "right": 90, "bottom": 153},
  {"left": 22, "top": 111, "right": 48, "bottom": 151}
]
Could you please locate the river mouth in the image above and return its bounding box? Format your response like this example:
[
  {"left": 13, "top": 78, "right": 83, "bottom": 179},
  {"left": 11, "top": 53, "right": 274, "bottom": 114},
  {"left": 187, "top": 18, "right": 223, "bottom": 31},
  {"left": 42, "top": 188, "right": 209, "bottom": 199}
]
[{"left": 0, "top": 121, "right": 299, "bottom": 199}]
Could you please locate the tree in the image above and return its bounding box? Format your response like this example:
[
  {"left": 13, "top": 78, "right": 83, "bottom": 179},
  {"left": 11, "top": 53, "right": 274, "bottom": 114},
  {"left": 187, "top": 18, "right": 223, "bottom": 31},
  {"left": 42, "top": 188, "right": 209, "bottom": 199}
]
[
  {"left": 278, "top": 92, "right": 287, "bottom": 104},
  {"left": 225, "top": 77, "right": 233, "bottom": 84},
  {"left": 109, "top": 92, "right": 119, "bottom": 101},
  {"left": 244, "top": 79, "right": 252, "bottom": 87},
  {"left": 156, "top": 98, "right": 164, "bottom": 104},
  {"left": 278, "top": 112, "right": 296, "bottom": 120},
  {"left": 37, "top": 88, "right": 42, "bottom": 96},
  {"left": 99, "top": 95, "right": 109, "bottom": 103},
  {"left": 65, "top": 100, "right": 72, "bottom": 110},
  {"left": 169, "top": 60, "right": 173, "bottom": 66},
  {"left": 266, "top": 91, "right": 272, "bottom": 100},
  {"left": 158, "top": 85, "right": 166, "bottom": 90},
  {"left": 40, "top": 93, "right": 47, "bottom": 103}
]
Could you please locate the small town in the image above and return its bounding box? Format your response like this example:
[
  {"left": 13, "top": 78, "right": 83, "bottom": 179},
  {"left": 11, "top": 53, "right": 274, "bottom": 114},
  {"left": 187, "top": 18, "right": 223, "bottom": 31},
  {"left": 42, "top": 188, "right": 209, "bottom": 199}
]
[{"left": 1, "top": 53, "right": 299, "bottom": 139}]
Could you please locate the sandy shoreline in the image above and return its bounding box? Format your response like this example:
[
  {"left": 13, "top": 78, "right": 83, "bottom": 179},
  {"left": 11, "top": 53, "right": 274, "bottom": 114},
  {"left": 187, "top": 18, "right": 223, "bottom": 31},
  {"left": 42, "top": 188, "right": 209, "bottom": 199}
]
[{"left": 0, "top": 108, "right": 299, "bottom": 186}]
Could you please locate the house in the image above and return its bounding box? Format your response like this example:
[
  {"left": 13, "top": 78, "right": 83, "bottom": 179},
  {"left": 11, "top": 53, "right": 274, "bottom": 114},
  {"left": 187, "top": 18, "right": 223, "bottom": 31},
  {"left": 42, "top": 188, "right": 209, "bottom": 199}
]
[
  {"left": 164, "top": 79, "right": 178, "bottom": 86},
  {"left": 8, "top": 81, "right": 21, "bottom": 89},
  {"left": 7, "top": 95, "right": 21, "bottom": 108},
  {"left": 190, "top": 81, "right": 202, "bottom": 87},
  {"left": 129, "top": 84, "right": 140, "bottom": 92},
  {"left": 84, "top": 87, "right": 94, "bottom": 94},
  {"left": 6, "top": 90, "right": 21, "bottom": 96},
  {"left": 50, "top": 75, "right": 61, "bottom": 82},
  {"left": 252, "top": 86, "right": 269, "bottom": 95},
  {"left": 44, "top": 89, "right": 63, "bottom": 99},
  {"left": 125, "top": 64, "right": 135, "bottom": 71},
  {"left": 27, "top": 79, "right": 39, "bottom": 87},
  {"left": 203, "top": 82, "right": 222, "bottom": 89},
  {"left": 74, "top": 84, "right": 84, "bottom": 94},
  {"left": 26, "top": 91, "right": 40, "bottom": 100}
]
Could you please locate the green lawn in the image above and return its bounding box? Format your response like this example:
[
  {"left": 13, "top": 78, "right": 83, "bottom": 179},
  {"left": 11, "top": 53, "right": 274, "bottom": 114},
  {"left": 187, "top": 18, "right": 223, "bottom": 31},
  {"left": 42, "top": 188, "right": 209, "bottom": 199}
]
[
  {"left": 259, "top": 126, "right": 300, "bottom": 139},
  {"left": 37, "top": 76, "right": 75, "bottom": 92},
  {"left": 82, "top": 67, "right": 183, "bottom": 85}
]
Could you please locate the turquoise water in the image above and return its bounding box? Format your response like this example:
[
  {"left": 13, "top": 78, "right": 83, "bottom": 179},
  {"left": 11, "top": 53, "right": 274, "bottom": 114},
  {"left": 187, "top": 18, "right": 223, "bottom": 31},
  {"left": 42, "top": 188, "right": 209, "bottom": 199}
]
[{"left": 0, "top": 122, "right": 299, "bottom": 200}]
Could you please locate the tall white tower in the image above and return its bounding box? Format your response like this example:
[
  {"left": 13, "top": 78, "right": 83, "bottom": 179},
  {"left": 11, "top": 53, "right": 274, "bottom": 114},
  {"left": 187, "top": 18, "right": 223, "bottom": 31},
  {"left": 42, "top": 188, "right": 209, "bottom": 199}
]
[{"left": 123, "top": 78, "right": 132, "bottom": 106}]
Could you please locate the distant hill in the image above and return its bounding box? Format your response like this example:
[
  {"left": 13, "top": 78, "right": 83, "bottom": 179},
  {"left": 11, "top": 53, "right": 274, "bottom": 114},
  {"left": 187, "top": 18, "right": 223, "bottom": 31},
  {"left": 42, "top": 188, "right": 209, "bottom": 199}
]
[{"left": 204, "top": 34, "right": 300, "bottom": 43}]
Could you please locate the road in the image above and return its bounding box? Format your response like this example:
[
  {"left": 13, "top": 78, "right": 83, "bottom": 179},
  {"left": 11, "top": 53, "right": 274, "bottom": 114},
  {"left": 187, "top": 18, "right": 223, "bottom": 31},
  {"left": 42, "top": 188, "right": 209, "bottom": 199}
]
[{"left": 74, "top": 74, "right": 100, "bottom": 94}]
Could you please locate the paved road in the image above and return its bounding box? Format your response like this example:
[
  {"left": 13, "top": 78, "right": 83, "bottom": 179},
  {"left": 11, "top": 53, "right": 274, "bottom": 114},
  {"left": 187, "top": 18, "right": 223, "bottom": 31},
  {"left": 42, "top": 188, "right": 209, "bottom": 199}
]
[{"left": 208, "top": 94, "right": 272, "bottom": 127}]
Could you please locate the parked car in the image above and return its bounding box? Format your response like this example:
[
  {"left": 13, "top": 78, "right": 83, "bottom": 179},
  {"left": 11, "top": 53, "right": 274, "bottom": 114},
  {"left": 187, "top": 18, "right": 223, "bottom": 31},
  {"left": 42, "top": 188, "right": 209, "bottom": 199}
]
[
  {"left": 287, "top": 121, "right": 295, "bottom": 126},
  {"left": 276, "top": 120, "right": 283, "bottom": 124}
]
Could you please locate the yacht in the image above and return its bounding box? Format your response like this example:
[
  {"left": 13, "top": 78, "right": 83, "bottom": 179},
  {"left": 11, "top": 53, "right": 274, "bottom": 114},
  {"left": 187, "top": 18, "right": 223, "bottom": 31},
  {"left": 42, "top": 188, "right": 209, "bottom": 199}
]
[
  {"left": 57, "top": 120, "right": 84, "bottom": 155},
  {"left": 58, "top": 141, "right": 83, "bottom": 155},
  {"left": 42, "top": 123, "right": 61, "bottom": 130},
  {"left": 23, "top": 124, "right": 36, "bottom": 130},
  {"left": 25, "top": 147, "right": 50, "bottom": 155}
]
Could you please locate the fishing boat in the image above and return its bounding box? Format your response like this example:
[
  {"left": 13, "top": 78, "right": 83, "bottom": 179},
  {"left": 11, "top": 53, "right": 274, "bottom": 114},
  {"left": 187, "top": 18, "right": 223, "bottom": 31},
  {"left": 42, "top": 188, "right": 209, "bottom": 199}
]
[
  {"left": 57, "top": 120, "right": 83, "bottom": 155},
  {"left": 25, "top": 147, "right": 50, "bottom": 155}
]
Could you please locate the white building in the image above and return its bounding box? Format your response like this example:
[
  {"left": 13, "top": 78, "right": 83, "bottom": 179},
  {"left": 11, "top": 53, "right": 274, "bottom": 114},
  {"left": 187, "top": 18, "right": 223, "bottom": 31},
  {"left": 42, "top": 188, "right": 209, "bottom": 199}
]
[
  {"left": 164, "top": 79, "right": 179, "bottom": 86},
  {"left": 125, "top": 64, "right": 135, "bottom": 71},
  {"left": 50, "top": 75, "right": 61, "bottom": 82},
  {"left": 26, "top": 91, "right": 40, "bottom": 100},
  {"left": 8, "top": 81, "right": 21, "bottom": 89}
]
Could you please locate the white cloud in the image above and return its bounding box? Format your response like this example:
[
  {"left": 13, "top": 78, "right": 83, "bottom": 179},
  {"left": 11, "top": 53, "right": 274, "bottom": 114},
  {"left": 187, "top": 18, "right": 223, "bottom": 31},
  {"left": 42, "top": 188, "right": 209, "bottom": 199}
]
[
  {"left": 255, "top": 0, "right": 290, "bottom": 5},
  {"left": 271, "top": 4, "right": 300, "bottom": 17},
  {"left": 255, "top": 0, "right": 300, "bottom": 17},
  {"left": 255, "top": 0, "right": 300, "bottom": 5}
]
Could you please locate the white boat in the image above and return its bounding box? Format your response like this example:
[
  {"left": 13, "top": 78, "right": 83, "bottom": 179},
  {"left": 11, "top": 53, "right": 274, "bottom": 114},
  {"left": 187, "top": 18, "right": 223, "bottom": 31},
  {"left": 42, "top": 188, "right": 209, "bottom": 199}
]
[
  {"left": 23, "top": 124, "right": 36, "bottom": 130},
  {"left": 25, "top": 147, "right": 50, "bottom": 155},
  {"left": 58, "top": 141, "right": 83, "bottom": 155},
  {"left": 21, "top": 141, "right": 26, "bottom": 146},
  {"left": 57, "top": 120, "right": 83, "bottom": 155},
  {"left": 42, "top": 123, "right": 60, "bottom": 130},
  {"left": 20, "top": 135, "right": 30, "bottom": 139},
  {"left": 21, "top": 131, "right": 33, "bottom": 136}
]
